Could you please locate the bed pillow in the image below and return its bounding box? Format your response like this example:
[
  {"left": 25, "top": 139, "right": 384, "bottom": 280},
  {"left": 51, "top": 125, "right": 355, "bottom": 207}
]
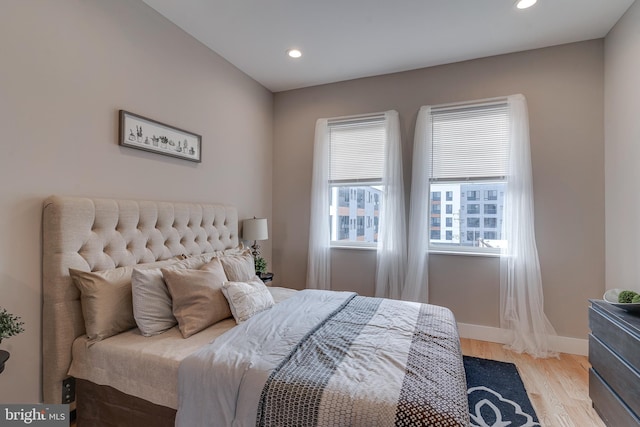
[
  {"left": 131, "top": 256, "right": 223, "bottom": 337},
  {"left": 131, "top": 267, "right": 176, "bottom": 337},
  {"left": 70, "top": 259, "right": 177, "bottom": 345},
  {"left": 219, "top": 250, "right": 255, "bottom": 282},
  {"left": 212, "top": 243, "right": 246, "bottom": 257},
  {"left": 162, "top": 259, "right": 231, "bottom": 338},
  {"left": 222, "top": 276, "right": 275, "bottom": 324}
]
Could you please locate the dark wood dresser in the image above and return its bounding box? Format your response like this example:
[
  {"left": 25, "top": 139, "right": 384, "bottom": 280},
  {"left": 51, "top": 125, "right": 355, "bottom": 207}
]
[{"left": 589, "top": 299, "right": 640, "bottom": 426}]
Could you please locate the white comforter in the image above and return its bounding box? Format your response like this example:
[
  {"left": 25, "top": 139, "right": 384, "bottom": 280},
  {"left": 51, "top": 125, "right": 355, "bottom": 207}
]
[{"left": 177, "top": 289, "right": 469, "bottom": 427}]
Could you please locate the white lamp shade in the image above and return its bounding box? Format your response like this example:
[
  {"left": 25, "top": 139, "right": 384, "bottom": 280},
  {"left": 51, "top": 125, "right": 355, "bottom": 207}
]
[{"left": 243, "top": 218, "right": 268, "bottom": 241}]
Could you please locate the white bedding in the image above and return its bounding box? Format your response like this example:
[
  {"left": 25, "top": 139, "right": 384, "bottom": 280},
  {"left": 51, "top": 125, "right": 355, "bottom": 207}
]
[
  {"left": 177, "top": 289, "right": 469, "bottom": 427},
  {"left": 68, "top": 286, "right": 297, "bottom": 408}
]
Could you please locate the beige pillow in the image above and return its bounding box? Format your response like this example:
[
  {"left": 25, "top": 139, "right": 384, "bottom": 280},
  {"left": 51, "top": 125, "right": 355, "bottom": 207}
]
[
  {"left": 163, "top": 258, "right": 231, "bottom": 338},
  {"left": 219, "top": 250, "right": 255, "bottom": 282},
  {"left": 70, "top": 259, "right": 177, "bottom": 345},
  {"left": 131, "top": 255, "right": 223, "bottom": 337},
  {"left": 222, "top": 277, "right": 275, "bottom": 324}
]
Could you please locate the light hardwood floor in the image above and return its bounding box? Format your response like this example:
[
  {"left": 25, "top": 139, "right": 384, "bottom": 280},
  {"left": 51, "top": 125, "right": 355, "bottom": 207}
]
[
  {"left": 71, "top": 338, "right": 605, "bottom": 427},
  {"left": 461, "top": 338, "right": 605, "bottom": 427}
]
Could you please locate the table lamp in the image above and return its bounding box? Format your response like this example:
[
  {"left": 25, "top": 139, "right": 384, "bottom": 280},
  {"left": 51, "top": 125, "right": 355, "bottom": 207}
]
[{"left": 243, "top": 218, "right": 268, "bottom": 258}]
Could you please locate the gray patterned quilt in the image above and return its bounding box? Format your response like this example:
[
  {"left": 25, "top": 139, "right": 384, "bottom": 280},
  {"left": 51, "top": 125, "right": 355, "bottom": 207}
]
[{"left": 177, "top": 290, "right": 469, "bottom": 427}]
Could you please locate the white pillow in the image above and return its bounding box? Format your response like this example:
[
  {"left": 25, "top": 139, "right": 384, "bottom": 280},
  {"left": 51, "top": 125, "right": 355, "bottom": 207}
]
[
  {"left": 222, "top": 276, "right": 275, "bottom": 324},
  {"left": 131, "top": 255, "right": 220, "bottom": 336}
]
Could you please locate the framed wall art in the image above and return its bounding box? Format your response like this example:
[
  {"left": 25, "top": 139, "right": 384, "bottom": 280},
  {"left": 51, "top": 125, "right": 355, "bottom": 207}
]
[{"left": 119, "top": 110, "right": 202, "bottom": 162}]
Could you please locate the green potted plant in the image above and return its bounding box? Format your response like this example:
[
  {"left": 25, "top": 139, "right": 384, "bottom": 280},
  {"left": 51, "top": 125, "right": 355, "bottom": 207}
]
[
  {"left": 0, "top": 308, "right": 24, "bottom": 344},
  {"left": 254, "top": 256, "right": 267, "bottom": 275},
  {"left": 0, "top": 307, "right": 24, "bottom": 373}
]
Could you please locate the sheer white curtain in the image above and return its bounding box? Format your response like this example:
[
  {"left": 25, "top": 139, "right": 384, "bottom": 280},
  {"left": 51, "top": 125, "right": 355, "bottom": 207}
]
[
  {"left": 403, "top": 106, "right": 431, "bottom": 303},
  {"left": 306, "top": 119, "right": 331, "bottom": 290},
  {"left": 500, "top": 94, "right": 557, "bottom": 358},
  {"left": 375, "top": 111, "right": 407, "bottom": 300}
]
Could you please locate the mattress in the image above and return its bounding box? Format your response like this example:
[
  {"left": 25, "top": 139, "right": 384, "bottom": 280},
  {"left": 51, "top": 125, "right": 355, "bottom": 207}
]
[{"left": 68, "top": 286, "right": 297, "bottom": 409}]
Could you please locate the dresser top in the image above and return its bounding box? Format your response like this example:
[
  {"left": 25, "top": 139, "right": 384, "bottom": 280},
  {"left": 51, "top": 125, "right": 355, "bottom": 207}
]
[{"left": 590, "top": 299, "right": 640, "bottom": 336}]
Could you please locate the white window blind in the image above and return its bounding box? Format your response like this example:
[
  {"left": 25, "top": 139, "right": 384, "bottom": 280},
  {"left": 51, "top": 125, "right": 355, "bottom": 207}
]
[
  {"left": 431, "top": 103, "right": 509, "bottom": 180},
  {"left": 329, "top": 117, "right": 385, "bottom": 183}
]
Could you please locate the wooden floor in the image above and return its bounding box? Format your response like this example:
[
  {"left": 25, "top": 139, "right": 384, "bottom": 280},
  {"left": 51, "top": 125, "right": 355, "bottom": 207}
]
[
  {"left": 71, "top": 338, "right": 604, "bottom": 427},
  {"left": 461, "top": 338, "right": 605, "bottom": 426}
]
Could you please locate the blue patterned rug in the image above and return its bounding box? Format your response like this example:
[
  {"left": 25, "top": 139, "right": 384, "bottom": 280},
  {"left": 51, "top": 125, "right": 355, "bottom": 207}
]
[{"left": 464, "top": 356, "right": 540, "bottom": 427}]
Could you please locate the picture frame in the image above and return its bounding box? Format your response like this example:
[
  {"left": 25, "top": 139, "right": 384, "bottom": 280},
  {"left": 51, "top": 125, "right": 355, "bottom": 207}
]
[{"left": 119, "top": 110, "right": 202, "bottom": 162}]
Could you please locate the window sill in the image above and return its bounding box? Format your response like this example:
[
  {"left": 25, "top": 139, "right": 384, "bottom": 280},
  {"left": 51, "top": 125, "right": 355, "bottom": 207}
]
[
  {"left": 429, "top": 250, "right": 500, "bottom": 258},
  {"left": 328, "top": 246, "right": 500, "bottom": 256},
  {"left": 330, "top": 245, "right": 377, "bottom": 251}
]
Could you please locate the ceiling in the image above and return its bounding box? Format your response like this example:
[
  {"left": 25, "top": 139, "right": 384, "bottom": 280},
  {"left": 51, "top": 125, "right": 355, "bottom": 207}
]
[{"left": 141, "top": 0, "right": 634, "bottom": 92}]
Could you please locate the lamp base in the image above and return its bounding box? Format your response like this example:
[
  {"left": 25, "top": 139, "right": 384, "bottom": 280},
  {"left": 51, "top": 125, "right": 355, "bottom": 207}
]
[{"left": 250, "top": 241, "right": 261, "bottom": 258}]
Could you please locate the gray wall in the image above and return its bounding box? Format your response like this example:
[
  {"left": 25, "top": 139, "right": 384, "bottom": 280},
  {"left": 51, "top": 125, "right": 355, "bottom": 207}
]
[
  {"left": 605, "top": 1, "right": 640, "bottom": 292},
  {"left": 0, "top": 0, "right": 273, "bottom": 402},
  {"left": 273, "top": 40, "right": 605, "bottom": 340}
]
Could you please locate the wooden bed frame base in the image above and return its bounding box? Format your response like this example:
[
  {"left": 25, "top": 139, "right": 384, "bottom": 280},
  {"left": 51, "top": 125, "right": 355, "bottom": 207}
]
[{"left": 76, "top": 379, "right": 176, "bottom": 427}]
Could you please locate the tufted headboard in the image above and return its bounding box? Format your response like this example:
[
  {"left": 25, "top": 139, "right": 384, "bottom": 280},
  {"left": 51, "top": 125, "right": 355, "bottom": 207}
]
[{"left": 41, "top": 196, "right": 239, "bottom": 403}]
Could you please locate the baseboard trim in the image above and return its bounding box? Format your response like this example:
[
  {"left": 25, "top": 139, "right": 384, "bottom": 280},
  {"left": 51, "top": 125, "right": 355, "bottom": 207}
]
[{"left": 457, "top": 322, "right": 588, "bottom": 356}]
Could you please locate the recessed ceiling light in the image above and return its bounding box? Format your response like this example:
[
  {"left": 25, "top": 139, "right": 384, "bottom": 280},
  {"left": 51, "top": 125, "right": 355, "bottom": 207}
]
[
  {"left": 287, "top": 49, "right": 302, "bottom": 59},
  {"left": 515, "top": 0, "right": 537, "bottom": 9}
]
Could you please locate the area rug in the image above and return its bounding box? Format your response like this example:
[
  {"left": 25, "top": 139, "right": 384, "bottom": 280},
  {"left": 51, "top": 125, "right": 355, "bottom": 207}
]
[{"left": 464, "top": 356, "right": 540, "bottom": 427}]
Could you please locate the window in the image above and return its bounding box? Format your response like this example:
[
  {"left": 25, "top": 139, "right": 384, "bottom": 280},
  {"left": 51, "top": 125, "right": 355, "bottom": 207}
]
[
  {"left": 309, "top": 110, "right": 405, "bottom": 292},
  {"left": 357, "top": 189, "right": 365, "bottom": 209},
  {"left": 446, "top": 231, "right": 453, "bottom": 240},
  {"left": 431, "top": 191, "right": 441, "bottom": 201},
  {"left": 484, "top": 204, "right": 497, "bottom": 214},
  {"left": 446, "top": 217, "right": 452, "bottom": 227},
  {"left": 428, "top": 101, "right": 509, "bottom": 251},
  {"left": 466, "top": 230, "right": 481, "bottom": 243},
  {"left": 432, "top": 203, "right": 441, "bottom": 214},
  {"left": 484, "top": 218, "right": 497, "bottom": 228},
  {"left": 484, "top": 231, "right": 497, "bottom": 239},
  {"left": 431, "top": 217, "right": 441, "bottom": 227},
  {"left": 430, "top": 230, "right": 440, "bottom": 240},
  {"left": 327, "top": 116, "right": 386, "bottom": 245},
  {"left": 338, "top": 216, "right": 349, "bottom": 240},
  {"left": 446, "top": 204, "right": 453, "bottom": 214}
]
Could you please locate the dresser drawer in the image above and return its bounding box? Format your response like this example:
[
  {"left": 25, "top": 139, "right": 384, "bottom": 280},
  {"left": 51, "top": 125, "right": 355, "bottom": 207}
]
[
  {"left": 590, "top": 334, "right": 640, "bottom": 417},
  {"left": 590, "top": 369, "right": 640, "bottom": 427},
  {"left": 590, "top": 306, "right": 640, "bottom": 373}
]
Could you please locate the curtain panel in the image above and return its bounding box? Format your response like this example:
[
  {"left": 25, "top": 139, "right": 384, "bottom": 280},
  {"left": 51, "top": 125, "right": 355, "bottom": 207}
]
[
  {"left": 306, "top": 119, "right": 331, "bottom": 290},
  {"left": 404, "top": 106, "right": 432, "bottom": 303},
  {"left": 374, "top": 111, "right": 407, "bottom": 300},
  {"left": 500, "top": 94, "right": 557, "bottom": 358}
]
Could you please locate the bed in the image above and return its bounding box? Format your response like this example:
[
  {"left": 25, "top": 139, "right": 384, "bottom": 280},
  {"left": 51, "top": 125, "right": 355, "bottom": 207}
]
[{"left": 42, "top": 195, "right": 469, "bottom": 426}]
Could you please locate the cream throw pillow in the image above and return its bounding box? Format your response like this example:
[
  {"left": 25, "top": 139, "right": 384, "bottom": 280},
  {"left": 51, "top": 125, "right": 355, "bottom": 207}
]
[
  {"left": 219, "top": 250, "right": 255, "bottom": 282},
  {"left": 131, "top": 255, "right": 221, "bottom": 337},
  {"left": 162, "top": 258, "right": 231, "bottom": 338},
  {"left": 222, "top": 276, "right": 275, "bottom": 324},
  {"left": 70, "top": 259, "right": 177, "bottom": 345}
]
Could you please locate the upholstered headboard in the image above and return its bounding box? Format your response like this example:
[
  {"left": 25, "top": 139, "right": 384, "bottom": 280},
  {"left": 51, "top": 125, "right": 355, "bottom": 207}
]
[{"left": 41, "top": 196, "right": 239, "bottom": 403}]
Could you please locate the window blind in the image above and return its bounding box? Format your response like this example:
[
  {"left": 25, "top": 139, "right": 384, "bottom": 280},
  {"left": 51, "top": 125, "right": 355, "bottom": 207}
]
[
  {"left": 430, "top": 103, "right": 508, "bottom": 180},
  {"left": 329, "top": 117, "right": 385, "bottom": 183}
]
